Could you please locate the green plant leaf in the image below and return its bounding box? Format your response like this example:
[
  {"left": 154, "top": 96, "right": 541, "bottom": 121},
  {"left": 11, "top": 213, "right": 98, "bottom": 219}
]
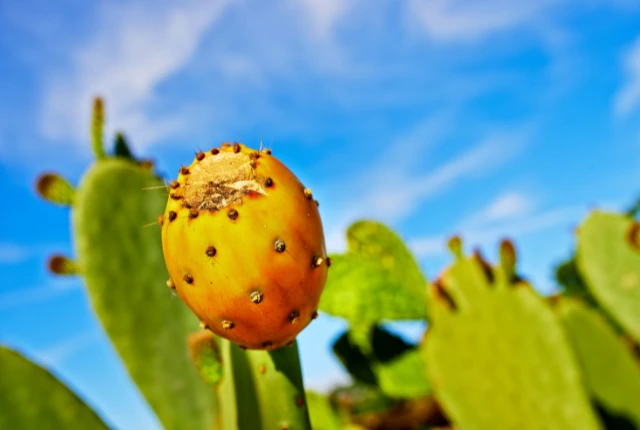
[
  {"left": 557, "top": 299, "right": 640, "bottom": 427},
  {"left": 577, "top": 211, "right": 640, "bottom": 343},
  {"left": 320, "top": 221, "right": 428, "bottom": 324},
  {"left": 0, "top": 346, "right": 108, "bottom": 429},
  {"left": 320, "top": 221, "right": 427, "bottom": 325},
  {"left": 218, "top": 339, "right": 312, "bottom": 430},
  {"left": 73, "top": 158, "right": 215, "bottom": 430},
  {"left": 423, "top": 248, "right": 601, "bottom": 430}
]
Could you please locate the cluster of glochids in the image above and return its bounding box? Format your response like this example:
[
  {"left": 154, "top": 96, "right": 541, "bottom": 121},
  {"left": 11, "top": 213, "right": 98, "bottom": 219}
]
[{"left": 160, "top": 142, "right": 329, "bottom": 350}]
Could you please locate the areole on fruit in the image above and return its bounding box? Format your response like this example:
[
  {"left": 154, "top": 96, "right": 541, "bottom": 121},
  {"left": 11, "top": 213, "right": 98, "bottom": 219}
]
[{"left": 161, "top": 143, "right": 328, "bottom": 350}]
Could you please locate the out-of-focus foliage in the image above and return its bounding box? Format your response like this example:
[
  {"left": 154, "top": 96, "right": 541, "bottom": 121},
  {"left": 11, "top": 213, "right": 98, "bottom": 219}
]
[
  {"left": 4, "top": 98, "right": 640, "bottom": 430},
  {"left": 0, "top": 347, "right": 108, "bottom": 430},
  {"left": 577, "top": 211, "right": 640, "bottom": 343},
  {"left": 557, "top": 298, "right": 640, "bottom": 427},
  {"left": 320, "top": 221, "right": 428, "bottom": 325}
]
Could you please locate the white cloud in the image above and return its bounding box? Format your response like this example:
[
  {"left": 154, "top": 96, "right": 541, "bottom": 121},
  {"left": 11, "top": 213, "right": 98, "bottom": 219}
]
[
  {"left": 0, "top": 242, "right": 69, "bottom": 265},
  {"left": 357, "top": 127, "right": 530, "bottom": 223},
  {"left": 479, "top": 192, "right": 533, "bottom": 221},
  {"left": 614, "top": 35, "right": 640, "bottom": 117},
  {"left": 39, "top": 331, "right": 99, "bottom": 366},
  {"left": 290, "top": 0, "right": 357, "bottom": 39},
  {"left": 406, "top": 0, "right": 560, "bottom": 43},
  {"left": 409, "top": 205, "right": 581, "bottom": 258},
  {"left": 464, "top": 191, "right": 534, "bottom": 227},
  {"left": 41, "top": 0, "right": 231, "bottom": 152},
  {"left": 321, "top": 118, "right": 530, "bottom": 254},
  {"left": 0, "top": 243, "right": 30, "bottom": 264},
  {"left": 0, "top": 281, "right": 81, "bottom": 309},
  {"left": 408, "top": 236, "right": 447, "bottom": 259}
]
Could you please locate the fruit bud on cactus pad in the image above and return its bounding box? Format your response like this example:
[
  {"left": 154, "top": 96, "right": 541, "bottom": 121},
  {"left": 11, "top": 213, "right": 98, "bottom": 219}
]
[{"left": 161, "top": 143, "right": 328, "bottom": 350}]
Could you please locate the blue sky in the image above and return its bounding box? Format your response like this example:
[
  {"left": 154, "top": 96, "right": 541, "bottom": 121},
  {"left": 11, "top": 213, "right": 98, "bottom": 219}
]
[{"left": 2, "top": 0, "right": 640, "bottom": 428}]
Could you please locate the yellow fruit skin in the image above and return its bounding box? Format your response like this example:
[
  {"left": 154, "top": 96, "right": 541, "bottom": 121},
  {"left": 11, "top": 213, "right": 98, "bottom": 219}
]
[{"left": 161, "top": 144, "right": 328, "bottom": 350}]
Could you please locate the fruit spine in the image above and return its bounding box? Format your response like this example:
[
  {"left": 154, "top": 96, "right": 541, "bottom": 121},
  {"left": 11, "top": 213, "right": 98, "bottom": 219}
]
[{"left": 161, "top": 143, "right": 328, "bottom": 350}]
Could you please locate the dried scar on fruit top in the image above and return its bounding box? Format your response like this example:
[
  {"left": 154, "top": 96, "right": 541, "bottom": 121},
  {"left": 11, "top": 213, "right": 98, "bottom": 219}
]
[{"left": 180, "top": 151, "right": 267, "bottom": 212}]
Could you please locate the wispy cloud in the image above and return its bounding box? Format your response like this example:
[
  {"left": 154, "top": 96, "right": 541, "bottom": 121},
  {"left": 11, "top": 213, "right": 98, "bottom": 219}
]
[
  {"left": 614, "top": 35, "right": 640, "bottom": 117},
  {"left": 409, "top": 203, "right": 581, "bottom": 258},
  {"left": 462, "top": 191, "right": 534, "bottom": 228},
  {"left": 41, "top": 0, "right": 232, "bottom": 152},
  {"left": 39, "top": 330, "right": 100, "bottom": 366},
  {"left": 290, "top": 0, "right": 357, "bottom": 39},
  {"left": 0, "top": 243, "right": 30, "bottom": 264},
  {"left": 0, "top": 242, "right": 68, "bottom": 265},
  {"left": 323, "top": 120, "right": 531, "bottom": 253},
  {"left": 0, "top": 282, "right": 81, "bottom": 310},
  {"left": 354, "top": 127, "right": 529, "bottom": 222},
  {"left": 406, "top": 0, "right": 561, "bottom": 43}
]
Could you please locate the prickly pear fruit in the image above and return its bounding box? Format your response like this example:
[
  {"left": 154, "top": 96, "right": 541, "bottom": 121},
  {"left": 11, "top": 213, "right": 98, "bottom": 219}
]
[{"left": 161, "top": 143, "right": 328, "bottom": 350}]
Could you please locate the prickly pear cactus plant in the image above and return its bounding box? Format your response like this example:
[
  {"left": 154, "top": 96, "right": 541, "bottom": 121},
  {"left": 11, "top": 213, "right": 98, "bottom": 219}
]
[
  {"left": 577, "top": 211, "right": 640, "bottom": 343},
  {"left": 423, "top": 239, "right": 602, "bottom": 430},
  {"left": 0, "top": 346, "right": 108, "bottom": 429},
  {"left": 161, "top": 143, "right": 328, "bottom": 350},
  {"left": 36, "top": 99, "right": 216, "bottom": 430},
  {"left": 557, "top": 298, "right": 640, "bottom": 427}
]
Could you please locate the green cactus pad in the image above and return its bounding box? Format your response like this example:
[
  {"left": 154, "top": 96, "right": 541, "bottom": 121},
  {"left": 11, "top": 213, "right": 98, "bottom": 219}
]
[
  {"left": 218, "top": 339, "right": 312, "bottom": 430},
  {"left": 423, "top": 250, "right": 601, "bottom": 430},
  {"left": 577, "top": 211, "right": 640, "bottom": 342},
  {"left": 320, "top": 221, "right": 428, "bottom": 324},
  {"left": 0, "top": 346, "right": 107, "bottom": 429},
  {"left": 73, "top": 158, "right": 215, "bottom": 430},
  {"left": 557, "top": 299, "right": 640, "bottom": 426}
]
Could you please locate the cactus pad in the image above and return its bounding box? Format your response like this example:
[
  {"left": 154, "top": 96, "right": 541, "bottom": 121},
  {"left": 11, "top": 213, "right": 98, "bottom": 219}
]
[
  {"left": 217, "top": 339, "right": 312, "bottom": 430},
  {"left": 0, "top": 346, "right": 107, "bottom": 429},
  {"left": 423, "top": 243, "right": 601, "bottom": 430},
  {"left": 576, "top": 211, "right": 640, "bottom": 342},
  {"left": 557, "top": 299, "right": 640, "bottom": 427},
  {"left": 161, "top": 143, "right": 328, "bottom": 350},
  {"left": 72, "top": 158, "right": 216, "bottom": 429},
  {"left": 320, "top": 221, "right": 428, "bottom": 325}
]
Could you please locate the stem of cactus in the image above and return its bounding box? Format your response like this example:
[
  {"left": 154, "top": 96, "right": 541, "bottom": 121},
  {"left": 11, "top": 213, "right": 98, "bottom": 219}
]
[{"left": 217, "top": 339, "right": 312, "bottom": 430}]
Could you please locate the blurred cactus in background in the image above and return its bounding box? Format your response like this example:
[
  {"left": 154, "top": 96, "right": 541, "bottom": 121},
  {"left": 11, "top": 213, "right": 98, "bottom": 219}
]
[{"left": 1, "top": 98, "right": 639, "bottom": 429}]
